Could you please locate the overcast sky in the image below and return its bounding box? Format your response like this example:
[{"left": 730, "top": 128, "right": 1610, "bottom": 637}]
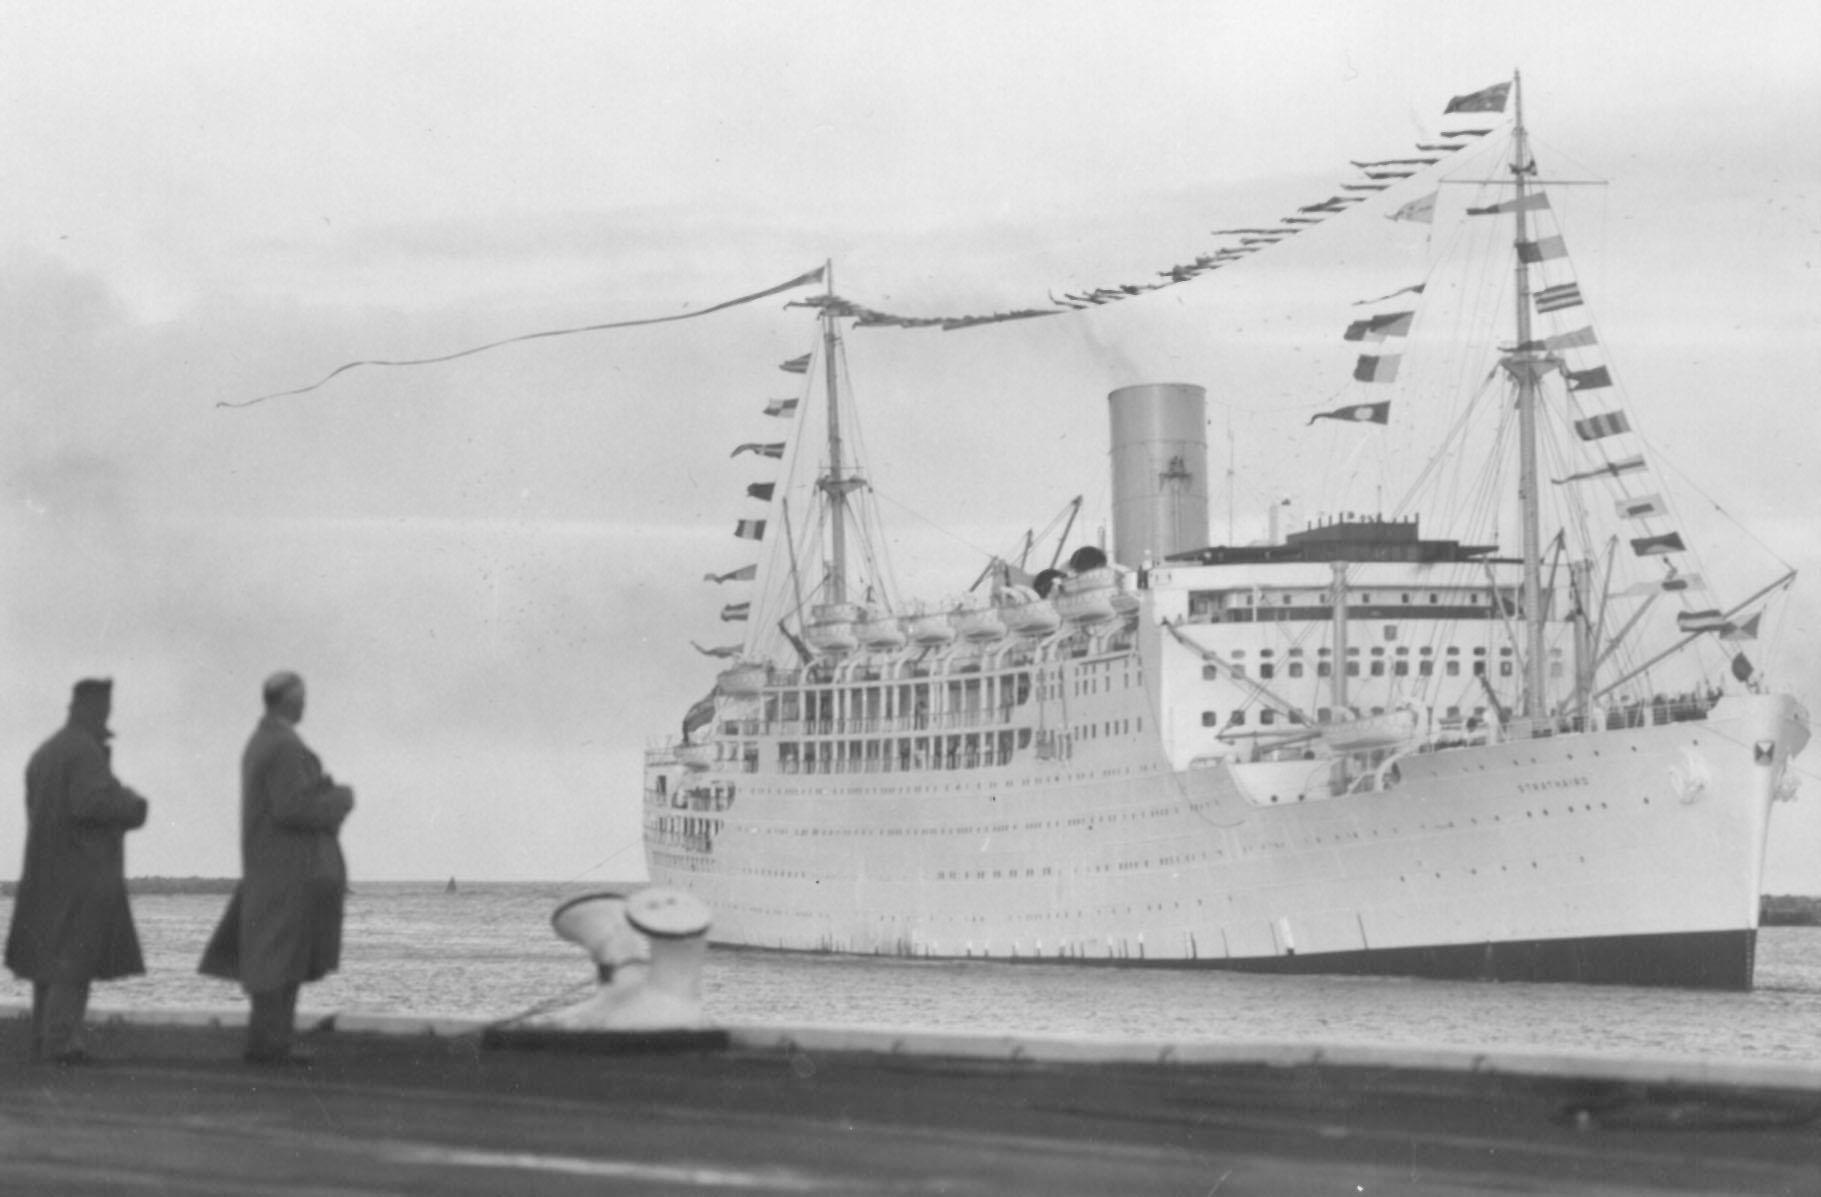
[{"left": 4, "top": 2, "right": 1819, "bottom": 888}]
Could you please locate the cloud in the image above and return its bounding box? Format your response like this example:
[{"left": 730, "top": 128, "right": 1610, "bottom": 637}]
[
  {"left": 0, "top": 252, "right": 732, "bottom": 879},
  {"left": 8, "top": 445, "right": 130, "bottom": 523}
]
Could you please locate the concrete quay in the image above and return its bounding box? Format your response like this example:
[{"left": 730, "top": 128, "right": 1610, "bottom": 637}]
[{"left": 2, "top": 1004, "right": 1818, "bottom": 1195}]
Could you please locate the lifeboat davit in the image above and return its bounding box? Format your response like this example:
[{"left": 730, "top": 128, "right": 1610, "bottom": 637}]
[
  {"left": 1054, "top": 566, "right": 1118, "bottom": 624},
  {"left": 855, "top": 607, "right": 908, "bottom": 650},
  {"left": 804, "top": 602, "right": 861, "bottom": 656},
  {"left": 995, "top": 585, "right": 1061, "bottom": 636}
]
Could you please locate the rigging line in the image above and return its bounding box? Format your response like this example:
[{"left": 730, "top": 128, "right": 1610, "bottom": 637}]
[
  {"left": 562, "top": 837, "right": 646, "bottom": 884},
  {"left": 1165, "top": 622, "right": 1309, "bottom": 723},
  {"left": 1390, "top": 183, "right": 1497, "bottom": 438},
  {"left": 1330, "top": 423, "right": 1381, "bottom": 506},
  {"left": 1208, "top": 394, "right": 1301, "bottom": 418},
  {"left": 1141, "top": 637, "right": 1245, "bottom": 830},
  {"left": 1391, "top": 366, "right": 1499, "bottom": 517},
  {"left": 776, "top": 495, "right": 813, "bottom": 654},
  {"left": 1594, "top": 570, "right": 1797, "bottom": 701},
  {"left": 1536, "top": 396, "right": 1607, "bottom": 584},
  {"left": 1537, "top": 422, "right": 1653, "bottom": 691},
  {"left": 1525, "top": 208, "right": 1784, "bottom": 581},
  {"left": 440, "top": 849, "right": 655, "bottom": 940},
  {"left": 1405, "top": 364, "right": 1507, "bottom": 542},
  {"left": 757, "top": 332, "right": 829, "bottom": 650},
  {"left": 867, "top": 486, "right": 1017, "bottom": 567},
  {"left": 829, "top": 333, "right": 903, "bottom": 608},
  {"left": 1432, "top": 193, "right": 1500, "bottom": 402},
  {"left": 1391, "top": 194, "right": 1524, "bottom": 520},
  {"left": 983, "top": 497, "right": 1084, "bottom": 578},
  {"left": 220, "top": 265, "right": 828, "bottom": 408},
  {"left": 761, "top": 326, "right": 837, "bottom": 641},
  {"left": 1228, "top": 455, "right": 1294, "bottom": 510},
  {"left": 858, "top": 488, "right": 902, "bottom": 608},
  {"left": 1633, "top": 434, "right": 1798, "bottom": 575}
]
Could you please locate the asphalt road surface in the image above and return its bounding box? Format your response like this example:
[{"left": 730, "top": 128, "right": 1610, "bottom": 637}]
[{"left": 2, "top": 1015, "right": 1817, "bottom": 1195}]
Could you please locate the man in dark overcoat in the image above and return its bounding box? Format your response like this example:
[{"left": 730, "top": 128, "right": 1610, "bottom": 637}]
[
  {"left": 199, "top": 671, "right": 354, "bottom": 1064},
  {"left": 5, "top": 678, "right": 149, "bottom": 1063}
]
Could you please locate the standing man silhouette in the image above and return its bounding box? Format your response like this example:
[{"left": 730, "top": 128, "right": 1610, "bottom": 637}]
[
  {"left": 6, "top": 678, "right": 149, "bottom": 1063},
  {"left": 200, "top": 671, "right": 354, "bottom": 1065}
]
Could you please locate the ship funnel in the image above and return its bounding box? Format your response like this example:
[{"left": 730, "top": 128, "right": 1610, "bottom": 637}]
[
  {"left": 1108, "top": 383, "right": 1210, "bottom": 569},
  {"left": 521, "top": 886, "right": 716, "bottom": 1032}
]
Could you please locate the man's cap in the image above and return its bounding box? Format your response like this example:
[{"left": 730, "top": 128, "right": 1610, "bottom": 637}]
[{"left": 71, "top": 678, "right": 113, "bottom": 703}]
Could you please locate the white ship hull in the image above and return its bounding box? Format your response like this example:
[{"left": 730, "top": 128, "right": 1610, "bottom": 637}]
[{"left": 646, "top": 692, "right": 1807, "bottom": 989}]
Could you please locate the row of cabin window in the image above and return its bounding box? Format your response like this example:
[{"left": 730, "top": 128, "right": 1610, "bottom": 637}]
[
  {"left": 1215, "top": 644, "right": 1558, "bottom": 658},
  {"left": 1209, "top": 591, "right": 1509, "bottom": 607},
  {"left": 1204, "top": 647, "right": 1565, "bottom": 681},
  {"left": 1200, "top": 705, "right": 1491, "bottom": 728},
  {"left": 1212, "top": 659, "right": 1550, "bottom": 680}
]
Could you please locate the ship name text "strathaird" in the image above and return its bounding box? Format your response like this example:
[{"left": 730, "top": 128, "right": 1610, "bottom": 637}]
[{"left": 1516, "top": 776, "right": 1592, "bottom": 793}]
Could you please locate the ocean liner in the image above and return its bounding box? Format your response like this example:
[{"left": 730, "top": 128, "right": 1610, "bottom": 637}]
[{"left": 643, "top": 75, "right": 1809, "bottom": 989}]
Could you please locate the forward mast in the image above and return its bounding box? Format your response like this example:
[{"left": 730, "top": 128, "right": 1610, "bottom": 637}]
[{"left": 1502, "top": 71, "right": 1551, "bottom": 721}]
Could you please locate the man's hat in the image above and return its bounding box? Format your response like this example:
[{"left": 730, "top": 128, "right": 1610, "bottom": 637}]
[{"left": 71, "top": 677, "right": 113, "bottom": 703}]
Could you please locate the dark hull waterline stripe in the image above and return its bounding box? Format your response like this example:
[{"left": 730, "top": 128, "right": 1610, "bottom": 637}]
[{"left": 718, "top": 928, "right": 1757, "bottom": 991}]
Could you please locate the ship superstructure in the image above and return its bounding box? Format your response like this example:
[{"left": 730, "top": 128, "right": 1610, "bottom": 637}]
[{"left": 642, "top": 75, "right": 1808, "bottom": 989}]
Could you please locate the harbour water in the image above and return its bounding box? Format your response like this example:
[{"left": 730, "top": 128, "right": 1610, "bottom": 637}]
[{"left": 5, "top": 882, "right": 1821, "bottom": 1065}]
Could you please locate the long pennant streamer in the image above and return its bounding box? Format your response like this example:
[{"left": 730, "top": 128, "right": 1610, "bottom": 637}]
[{"left": 221, "top": 266, "right": 828, "bottom": 408}]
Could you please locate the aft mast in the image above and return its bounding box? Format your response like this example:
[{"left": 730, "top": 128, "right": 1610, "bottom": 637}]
[{"left": 816, "top": 260, "right": 861, "bottom": 605}]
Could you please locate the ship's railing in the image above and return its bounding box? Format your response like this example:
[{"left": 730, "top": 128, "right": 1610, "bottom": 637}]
[
  {"left": 762, "top": 710, "right": 1014, "bottom": 737},
  {"left": 1418, "top": 691, "right": 1717, "bottom": 753},
  {"left": 1418, "top": 715, "right": 1590, "bottom": 754},
  {"left": 646, "top": 828, "right": 714, "bottom": 853},
  {"left": 1606, "top": 692, "right": 1719, "bottom": 728},
  {"left": 756, "top": 660, "right": 1020, "bottom": 688},
  {"left": 1496, "top": 693, "right": 1716, "bottom": 742},
  {"left": 774, "top": 745, "right": 1011, "bottom": 775}
]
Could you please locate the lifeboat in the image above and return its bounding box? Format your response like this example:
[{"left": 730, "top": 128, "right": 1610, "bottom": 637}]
[
  {"left": 1320, "top": 706, "right": 1420, "bottom": 753},
  {"left": 855, "top": 606, "right": 908, "bottom": 650},
  {"left": 951, "top": 604, "right": 1008, "bottom": 643},
  {"left": 804, "top": 602, "right": 861, "bottom": 656},
  {"left": 995, "top": 585, "right": 1061, "bottom": 636},
  {"left": 1108, "top": 577, "right": 1141, "bottom": 615},
  {"left": 1053, "top": 566, "right": 1118, "bottom": 625},
  {"left": 904, "top": 610, "right": 956, "bottom": 645},
  {"left": 675, "top": 742, "right": 715, "bottom": 771},
  {"left": 716, "top": 662, "right": 768, "bottom": 696}
]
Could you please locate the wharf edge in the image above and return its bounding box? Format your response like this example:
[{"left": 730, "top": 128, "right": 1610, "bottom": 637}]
[{"left": 2, "top": 1002, "right": 1818, "bottom": 1196}]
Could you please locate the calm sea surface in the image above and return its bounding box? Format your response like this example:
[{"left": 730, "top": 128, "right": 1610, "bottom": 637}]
[{"left": 4, "top": 882, "right": 1821, "bottom": 1066}]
